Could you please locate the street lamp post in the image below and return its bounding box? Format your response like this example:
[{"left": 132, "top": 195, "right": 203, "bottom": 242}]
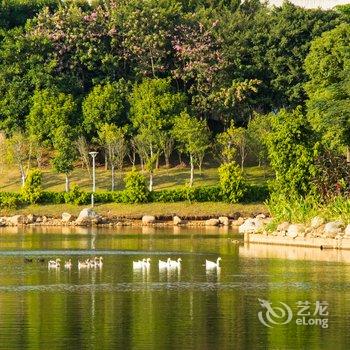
[{"left": 89, "top": 152, "right": 98, "bottom": 207}]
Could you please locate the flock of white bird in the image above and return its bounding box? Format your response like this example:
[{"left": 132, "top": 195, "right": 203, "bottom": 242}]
[
  {"left": 48, "top": 257, "right": 103, "bottom": 269},
  {"left": 47, "top": 256, "right": 222, "bottom": 271},
  {"left": 133, "top": 257, "right": 222, "bottom": 270}
]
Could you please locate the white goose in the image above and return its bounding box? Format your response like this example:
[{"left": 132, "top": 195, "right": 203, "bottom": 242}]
[
  {"left": 78, "top": 260, "right": 90, "bottom": 269},
  {"left": 143, "top": 258, "right": 151, "bottom": 268},
  {"left": 205, "top": 257, "right": 221, "bottom": 269},
  {"left": 159, "top": 258, "right": 171, "bottom": 269},
  {"left": 169, "top": 258, "right": 182, "bottom": 269},
  {"left": 64, "top": 259, "right": 72, "bottom": 269},
  {"left": 133, "top": 259, "right": 146, "bottom": 269},
  {"left": 48, "top": 258, "right": 61, "bottom": 268},
  {"left": 95, "top": 256, "right": 103, "bottom": 268}
]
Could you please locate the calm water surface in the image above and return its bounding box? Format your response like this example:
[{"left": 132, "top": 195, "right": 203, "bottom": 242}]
[{"left": 0, "top": 226, "right": 349, "bottom": 350}]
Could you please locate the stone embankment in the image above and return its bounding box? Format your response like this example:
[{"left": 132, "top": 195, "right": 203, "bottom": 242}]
[
  {"left": 1, "top": 209, "right": 349, "bottom": 250},
  {"left": 243, "top": 216, "right": 350, "bottom": 250},
  {"left": 0, "top": 208, "right": 270, "bottom": 228}
]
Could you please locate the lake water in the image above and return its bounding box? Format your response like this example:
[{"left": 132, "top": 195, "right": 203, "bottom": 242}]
[{"left": 0, "top": 226, "right": 349, "bottom": 350}]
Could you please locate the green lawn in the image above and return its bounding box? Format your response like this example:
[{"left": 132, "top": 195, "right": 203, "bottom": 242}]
[
  {"left": 0, "top": 164, "right": 273, "bottom": 193},
  {"left": 0, "top": 202, "right": 268, "bottom": 218}
]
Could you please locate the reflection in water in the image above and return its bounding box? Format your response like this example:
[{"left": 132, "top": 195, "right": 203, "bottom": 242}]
[{"left": 0, "top": 227, "right": 348, "bottom": 349}]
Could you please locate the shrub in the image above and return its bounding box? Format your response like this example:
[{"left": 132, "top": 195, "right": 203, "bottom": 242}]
[
  {"left": 64, "top": 185, "right": 90, "bottom": 205},
  {"left": 22, "top": 169, "right": 43, "bottom": 204},
  {"left": 243, "top": 184, "right": 270, "bottom": 203},
  {"left": 0, "top": 193, "right": 24, "bottom": 209},
  {"left": 124, "top": 169, "right": 149, "bottom": 203},
  {"left": 218, "top": 162, "right": 247, "bottom": 203},
  {"left": 39, "top": 191, "right": 65, "bottom": 204}
]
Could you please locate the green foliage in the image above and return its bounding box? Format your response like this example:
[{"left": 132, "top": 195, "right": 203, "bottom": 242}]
[
  {"left": 64, "top": 185, "right": 90, "bottom": 205},
  {"left": 22, "top": 169, "right": 42, "bottom": 204},
  {"left": 305, "top": 23, "right": 350, "bottom": 151},
  {"left": 124, "top": 169, "right": 149, "bottom": 203},
  {"left": 82, "top": 80, "right": 129, "bottom": 134},
  {"left": 52, "top": 125, "right": 77, "bottom": 175},
  {"left": 129, "top": 78, "right": 185, "bottom": 130},
  {"left": 28, "top": 88, "right": 77, "bottom": 144},
  {"left": 266, "top": 107, "right": 317, "bottom": 198},
  {"left": 218, "top": 162, "right": 247, "bottom": 203},
  {"left": 0, "top": 192, "right": 24, "bottom": 209},
  {"left": 172, "top": 112, "right": 211, "bottom": 161},
  {"left": 267, "top": 193, "right": 319, "bottom": 224}
]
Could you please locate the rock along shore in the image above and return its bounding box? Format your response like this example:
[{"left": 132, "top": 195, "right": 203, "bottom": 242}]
[{"left": 1, "top": 209, "right": 349, "bottom": 250}]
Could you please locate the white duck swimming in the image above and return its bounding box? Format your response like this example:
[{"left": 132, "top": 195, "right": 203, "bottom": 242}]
[
  {"left": 205, "top": 257, "right": 221, "bottom": 269},
  {"left": 95, "top": 256, "right": 103, "bottom": 268},
  {"left": 169, "top": 258, "right": 182, "bottom": 269},
  {"left": 143, "top": 258, "right": 151, "bottom": 268},
  {"left": 159, "top": 258, "right": 171, "bottom": 269},
  {"left": 133, "top": 259, "right": 146, "bottom": 269},
  {"left": 48, "top": 258, "right": 61, "bottom": 268},
  {"left": 64, "top": 259, "right": 72, "bottom": 269},
  {"left": 78, "top": 260, "right": 90, "bottom": 269}
]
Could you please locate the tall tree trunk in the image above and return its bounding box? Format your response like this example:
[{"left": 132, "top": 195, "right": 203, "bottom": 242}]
[
  {"left": 105, "top": 152, "right": 108, "bottom": 171},
  {"left": 19, "top": 164, "right": 26, "bottom": 187},
  {"left": 165, "top": 154, "right": 170, "bottom": 169},
  {"left": 178, "top": 152, "right": 182, "bottom": 165},
  {"left": 140, "top": 157, "right": 144, "bottom": 171},
  {"left": 111, "top": 164, "right": 115, "bottom": 191},
  {"left": 189, "top": 155, "right": 194, "bottom": 187},
  {"left": 149, "top": 172, "right": 153, "bottom": 192},
  {"left": 156, "top": 156, "right": 159, "bottom": 170},
  {"left": 65, "top": 174, "right": 70, "bottom": 192},
  {"left": 347, "top": 146, "right": 350, "bottom": 163}
]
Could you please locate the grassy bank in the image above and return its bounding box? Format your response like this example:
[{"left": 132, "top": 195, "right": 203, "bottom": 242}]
[
  {"left": 0, "top": 164, "right": 273, "bottom": 192},
  {"left": 0, "top": 202, "right": 267, "bottom": 218}
]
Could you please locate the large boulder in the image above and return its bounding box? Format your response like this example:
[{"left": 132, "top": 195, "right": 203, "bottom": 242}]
[
  {"left": 311, "top": 216, "right": 325, "bottom": 229},
  {"left": 239, "top": 218, "right": 264, "bottom": 234},
  {"left": 324, "top": 221, "right": 344, "bottom": 237},
  {"left": 76, "top": 208, "right": 101, "bottom": 226},
  {"left": 8, "top": 215, "right": 27, "bottom": 226},
  {"left": 142, "top": 215, "right": 156, "bottom": 225},
  {"left": 205, "top": 219, "right": 220, "bottom": 226},
  {"left": 173, "top": 216, "right": 182, "bottom": 225},
  {"left": 287, "top": 224, "right": 305, "bottom": 239},
  {"left": 345, "top": 224, "right": 350, "bottom": 237},
  {"left": 218, "top": 216, "right": 229, "bottom": 226},
  {"left": 62, "top": 212, "right": 74, "bottom": 223},
  {"left": 232, "top": 217, "right": 245, "bottom": 226},
  {"left": 277, "top": 222, "right": 290, "bottom": 232}
]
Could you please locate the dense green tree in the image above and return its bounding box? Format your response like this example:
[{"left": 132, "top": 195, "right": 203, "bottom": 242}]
[
  {"left": 266, "top": 107, "right": 316, "bottom": 198},
  {"left": 52, "top": 125, "right": 78, "bottom": 192},
  {"left": 27, "top": 88, "right": 77, "bottom": 144},
  {"left": 98, "top": 124, "right": 127, "bottom": 191},
  {"left": 305, "top": 23, "right": 350, "bottom": 161},
  {"left": 172, "top": 112, "right": 210, "bottom": 186},
  {"left": 82, "top": 80, "right": 129, "bottom": 134}
]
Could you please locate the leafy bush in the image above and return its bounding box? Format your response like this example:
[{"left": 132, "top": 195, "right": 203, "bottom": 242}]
[
  {"left": 64, "top": 185, "right": 90, "bottom": 205},
  {"left": 22, "top": 169, "right": 43, "bottom": 204},
  {"left": 39, "top": 191, "right": 65, "bottom": 204},
  {"left": 124, "top": 169, "right": 149, "bottom": 203},
  {"left": 0, "top": 193, "right": 24, "bottom": 209},
  {"left": 243, "top": 184, "right": 270, "bottom": 203},
  {"left": 218, "top": 162, "right": 247, "bottom": 203},
  {"left": 266, "top": 107, "right": 317, "bottom": 198}
]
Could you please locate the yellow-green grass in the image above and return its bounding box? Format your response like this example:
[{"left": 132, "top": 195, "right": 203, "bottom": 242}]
[
  {"left": 0, "top": 202, "right": 268, "bottom": 218},
  {"left": 0, "top": 164, "right": 273, "bottom": 193}
]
